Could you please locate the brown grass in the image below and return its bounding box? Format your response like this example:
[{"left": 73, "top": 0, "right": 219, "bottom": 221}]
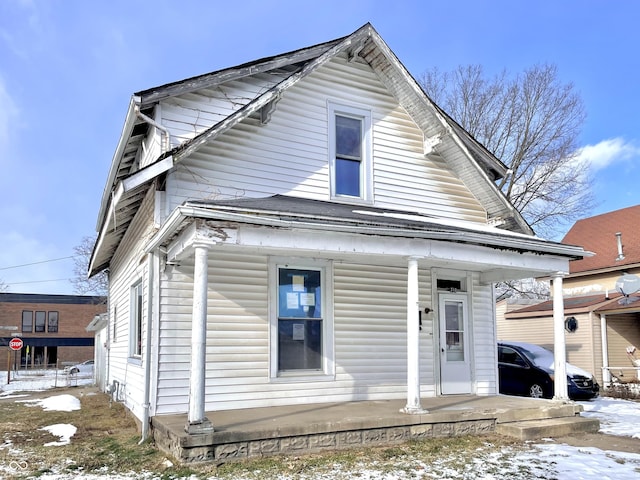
[{"left": 0, "top": 386, "right": 527, "bottom": 479}]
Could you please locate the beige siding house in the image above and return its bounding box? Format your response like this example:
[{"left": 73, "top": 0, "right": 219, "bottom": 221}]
[
  {"left": 497, "top": 205, "right": 640, "bottom": 386},
  {"left": 89, "top": 24, "right": 586, "bottom": 437}
]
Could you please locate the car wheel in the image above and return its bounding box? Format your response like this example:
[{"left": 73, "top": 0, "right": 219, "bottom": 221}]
[
  {"left": 528, "top": 383, "right": 545, "bottom": 398},
  {"left": 70, "top": 368, "right": 78, "bottom": 374}
]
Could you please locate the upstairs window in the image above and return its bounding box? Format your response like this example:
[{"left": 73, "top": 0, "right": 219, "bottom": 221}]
[
  {"left": 329, "top": 102, "right": 372, "bottom": 201},
  {"left": 22, "top": 311, "right": 33, "bottom": 332},
  {"left": 48, "top": 312, "right": 59, "bottom": 333},
  {"left": 35, "top": 311, "right": 46, "bottom": 332}
]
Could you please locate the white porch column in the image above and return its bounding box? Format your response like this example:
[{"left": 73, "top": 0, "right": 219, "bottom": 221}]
[
  {"left": 600, "top": 314, "right": 611, "bottom": 385},
  {"left": 185, "top": 243, "right": 214, "bottom": 433},
  {"left": 402, "top": 256, "right": 428, "bottom": 414},
  {"left": 552, "top": 273, "right": 569, "bottom": 400}
]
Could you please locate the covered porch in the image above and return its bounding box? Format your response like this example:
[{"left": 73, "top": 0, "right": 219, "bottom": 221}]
[{"left": 151, "top": 394, "right": 598, "bottom": 464}]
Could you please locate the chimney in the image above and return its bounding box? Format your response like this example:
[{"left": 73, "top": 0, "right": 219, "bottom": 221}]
[{"left": 615, "top": 232, "right": 625, "bottom": 261}]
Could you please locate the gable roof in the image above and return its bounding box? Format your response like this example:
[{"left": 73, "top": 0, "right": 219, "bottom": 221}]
[
  {"left": 562, "top": 205, "right": 640, "bottom": 275},
  {"left": 91, "top": 23, "right": 533, "bottom": 276}
]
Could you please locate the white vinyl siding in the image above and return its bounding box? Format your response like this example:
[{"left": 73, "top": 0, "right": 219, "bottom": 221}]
[
  {"left": 154, "top": 254, "right": 442, "bottom": 414},
  {"left": 469, "top": 275, "right": 497, "bottom": 395},
  {"left": 164, "top": 54, "right": 486, "bottom": 224},
  {"left": 106, "top": 187, "right": 156, "bottom": 420}
]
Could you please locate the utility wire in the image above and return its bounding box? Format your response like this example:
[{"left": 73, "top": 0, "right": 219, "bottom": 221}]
[
  {"left": 5, "top": 278, "right": 72, "bottom": 286},
  {"left": 0, "top": 256, "right": 78, "bottom": 271}
]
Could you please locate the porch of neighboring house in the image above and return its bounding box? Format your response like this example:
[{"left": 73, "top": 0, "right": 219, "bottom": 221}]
[{"left": 151, "top": 395, "right": 599, "bottom": 464}]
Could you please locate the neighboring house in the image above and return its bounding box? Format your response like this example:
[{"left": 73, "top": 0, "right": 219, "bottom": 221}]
[
  {"left": 497, "top": 205, "right": 640, "bottom": 385},
  {"left": 86, "top": 312, "right": 109, "bottom": 390},
  {"left": 89, "top": 23, "right": 585, "bottom": 436},
  {"left": 0, "top": 293, "right": 106, "bottom": 368}
]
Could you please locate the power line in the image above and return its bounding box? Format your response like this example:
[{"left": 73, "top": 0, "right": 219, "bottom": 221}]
[
  {"left": 0, "top": 256, "right": 78, "bottom": 271},
  {"left": 4, "top": 278, "right": 72, "bottom": 285}
]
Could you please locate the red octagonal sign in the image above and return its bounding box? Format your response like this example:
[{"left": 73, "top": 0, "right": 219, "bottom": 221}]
[{"left": 9, "top": 338, "right": 23, "bottom": 351}]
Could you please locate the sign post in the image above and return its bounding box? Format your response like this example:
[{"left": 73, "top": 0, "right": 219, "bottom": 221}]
[{"left": 8, "top": 338, "right": 23, "bottom": 384}]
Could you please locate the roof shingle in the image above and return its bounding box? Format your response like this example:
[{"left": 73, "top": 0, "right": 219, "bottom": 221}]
[{"left": 562, "top": 205, "right": 640, "bottom": 274}]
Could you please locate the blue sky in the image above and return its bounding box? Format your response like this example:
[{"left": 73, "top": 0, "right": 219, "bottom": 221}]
[{"left": 1, "top": 0, "right": 638, "bottom": 294}]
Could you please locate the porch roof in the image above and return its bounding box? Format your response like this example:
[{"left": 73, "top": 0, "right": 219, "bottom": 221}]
[
  {"left": 182, "top": 194, "right": 586, "bottom": 260},
  {"left": 145, "top": 194, "right": 587, "bottom": 285}
]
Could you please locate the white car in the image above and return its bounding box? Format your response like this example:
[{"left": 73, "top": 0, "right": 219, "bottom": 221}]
[{"left": 64, "top": 360, "right": 94, "bottom": 375}]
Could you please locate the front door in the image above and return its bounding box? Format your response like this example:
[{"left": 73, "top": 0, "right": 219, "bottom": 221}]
[{"left": 439, "top": 293, "right": 472, "bottom": 394}]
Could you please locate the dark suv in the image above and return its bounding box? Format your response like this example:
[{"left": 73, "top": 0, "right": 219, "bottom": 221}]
[{"left": 498, "top": 341, "right": 599, "bottom": 400}]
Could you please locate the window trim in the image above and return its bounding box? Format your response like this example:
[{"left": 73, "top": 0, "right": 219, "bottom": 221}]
[
  {"left": 129, "top": 280, "right": 143, "bottom": 359},
  {"left": 328, "top": 101, "right": 373, "bottom": 203},
  {"left": 269, "top": 257, "right": 334, "bottom": 381}
]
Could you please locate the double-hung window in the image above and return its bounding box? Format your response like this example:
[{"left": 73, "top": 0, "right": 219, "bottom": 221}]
[
  {"left": 130, "top": 281, "right": 143, "bottom": 358},
  {"left": 329, "top": 102, "right": 372, "bottom": 201},
  {"left": 270, "top": 258, "right": 334, "bottom": 379}
]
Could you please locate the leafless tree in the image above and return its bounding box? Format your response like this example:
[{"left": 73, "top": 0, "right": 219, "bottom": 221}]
[
  {"left": 419, "top": 64, "right": 595, "bottom": 239},
  {"left": 0, "top": 279, "right": 7, "bottom": 292},
  {"left": 71, "top": 235, "right": 108, "bottom": 297}
]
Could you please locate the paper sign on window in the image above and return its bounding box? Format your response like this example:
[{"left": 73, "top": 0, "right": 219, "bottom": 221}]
[
  {"left": 300, "top": 293, "right": 315, "bottom": 306},
  {"left": 286, "top": 292, "right": 299, "bottom": 309},
  {"left": 292, "top": 323, "right": 305, "bottom": 340},
  {"left": 292, "top": 275, "right": 305, "bottom": 292}
]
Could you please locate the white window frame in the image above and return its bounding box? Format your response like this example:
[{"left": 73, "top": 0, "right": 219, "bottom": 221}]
[
  {"left": 129, "top": 280, "right": 143, "bottom": 359},
  {"left": 269, "top": 257, "right": 335, "bottom": 381},
  {"left": 328, "top": 101, "right": 373, "bottom": 203}
]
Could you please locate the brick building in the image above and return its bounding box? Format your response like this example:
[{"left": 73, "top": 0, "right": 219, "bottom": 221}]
[{"left": 0, "top": 293, "right": 106, "bottom": 368}]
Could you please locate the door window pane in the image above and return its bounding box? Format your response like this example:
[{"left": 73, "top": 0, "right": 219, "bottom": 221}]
[{"left": 444, "top": 301, "right": 464, "bottom": 361}]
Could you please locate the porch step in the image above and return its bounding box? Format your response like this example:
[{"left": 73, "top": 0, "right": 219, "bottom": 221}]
[{"left": 496, "top": 416, "right": 600, "bottom": 441}]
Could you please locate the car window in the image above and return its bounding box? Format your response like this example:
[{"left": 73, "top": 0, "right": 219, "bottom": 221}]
[
  {"left": 498, "top": 346, "right": 528, "bottom": 367},
  {"left": 518, "top": 344, "right": 555, "bottom": 370}
]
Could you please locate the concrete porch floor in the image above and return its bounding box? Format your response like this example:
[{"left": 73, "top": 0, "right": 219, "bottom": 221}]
[{"left": 151, "top": 395, "right": 597, "bottom": 464}]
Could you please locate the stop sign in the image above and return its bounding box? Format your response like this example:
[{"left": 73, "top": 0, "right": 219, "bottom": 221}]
[{"left": 9, "top": 338, "right": 23, "bottom": 351}]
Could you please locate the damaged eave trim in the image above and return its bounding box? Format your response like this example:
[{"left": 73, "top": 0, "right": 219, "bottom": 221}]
[
  {"left": 169, "top": 28, "right": 372, "bottom": 162},
  {"left": 121, "top": 156, "right": 174, "bottom": 193},
  {"left": 96, "top": 96, "right": 139, "bottom": 230},
  {"left": 136, "top": 39, "right": 345, "bottom": 106},
  {"left": 166, "top": 204, "right": 586, "bottom": 260},
  {"left": 165, "top": 221, "right": 230, "bottom": 263}
]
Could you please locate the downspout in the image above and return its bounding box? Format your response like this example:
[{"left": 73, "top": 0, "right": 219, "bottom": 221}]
[{"left": 139, "top": 251, "right": 156, "bottom": 444}]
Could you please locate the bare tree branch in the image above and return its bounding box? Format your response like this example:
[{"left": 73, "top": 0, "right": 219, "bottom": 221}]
[
  {"left": 419, "top": 63, "right": 594, "bottom": 239},
  {"left": 71, "top": 235, "right": 108, "bottom": 296}
]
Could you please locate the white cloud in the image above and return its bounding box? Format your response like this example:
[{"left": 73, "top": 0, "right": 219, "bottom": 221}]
[{"left": 574, "top": 137, "right": 640, "bottom": 171}]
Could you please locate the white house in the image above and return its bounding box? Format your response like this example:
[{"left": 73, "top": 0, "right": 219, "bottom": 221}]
[{"left": 89, "top": 23, "right": 586, "bottom": 437}]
